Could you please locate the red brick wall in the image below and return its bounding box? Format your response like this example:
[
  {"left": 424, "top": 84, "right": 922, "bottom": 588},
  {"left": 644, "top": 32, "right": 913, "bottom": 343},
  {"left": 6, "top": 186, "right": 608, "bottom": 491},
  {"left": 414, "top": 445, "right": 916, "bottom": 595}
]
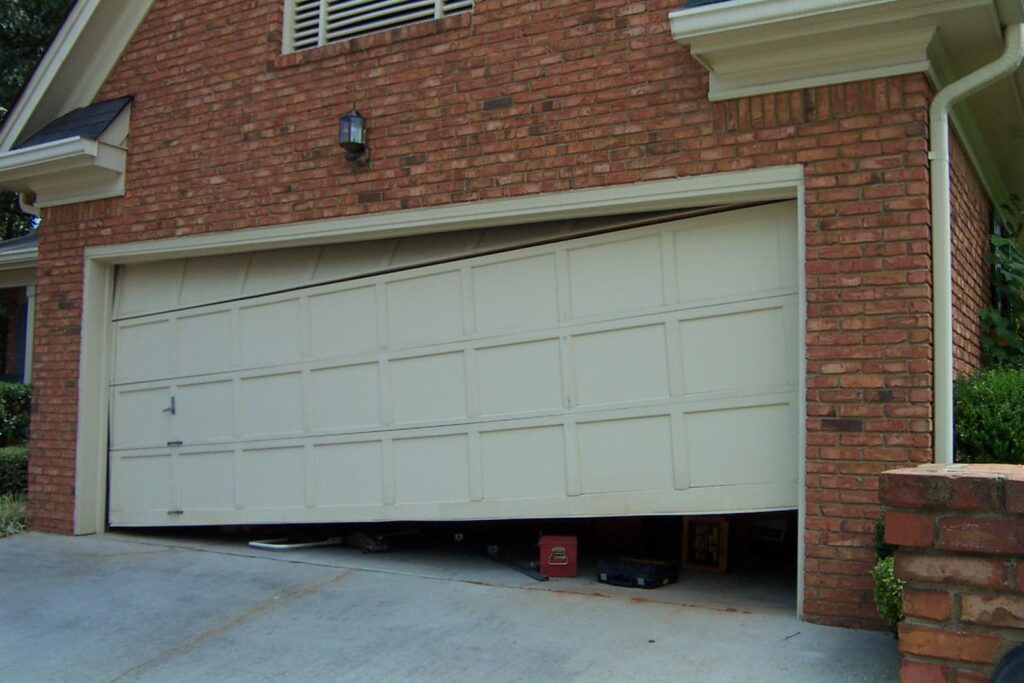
[
  {"left": 881, "top": 464, "right": 1024, "bottom": 682},
  {"left": 949, "top": 133, "right": 993, "bottom": 377},
  {"left": 28, "top": 0, "right": 946, "bottom": 628}
]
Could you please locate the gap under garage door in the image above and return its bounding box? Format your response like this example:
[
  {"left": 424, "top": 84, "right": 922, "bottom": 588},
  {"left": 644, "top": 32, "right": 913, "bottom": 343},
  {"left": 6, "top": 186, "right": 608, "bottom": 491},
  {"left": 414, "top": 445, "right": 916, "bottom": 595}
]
[{"left": 107, "top": 201, "right": 800, "bottom": 527}]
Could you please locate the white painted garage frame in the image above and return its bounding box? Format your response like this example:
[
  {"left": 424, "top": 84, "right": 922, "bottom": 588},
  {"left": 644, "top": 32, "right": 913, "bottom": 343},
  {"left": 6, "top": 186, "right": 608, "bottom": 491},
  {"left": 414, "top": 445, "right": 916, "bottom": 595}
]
[{"left": 73, "top": 165, "right": 807, "bottom": 606}]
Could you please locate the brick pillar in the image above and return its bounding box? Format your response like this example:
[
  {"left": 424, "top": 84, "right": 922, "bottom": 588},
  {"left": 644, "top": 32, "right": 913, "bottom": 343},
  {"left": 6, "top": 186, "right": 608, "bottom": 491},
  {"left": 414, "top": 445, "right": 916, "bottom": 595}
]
[{"left": 879, "top": 464, "right": 1024, "bottom": 682}]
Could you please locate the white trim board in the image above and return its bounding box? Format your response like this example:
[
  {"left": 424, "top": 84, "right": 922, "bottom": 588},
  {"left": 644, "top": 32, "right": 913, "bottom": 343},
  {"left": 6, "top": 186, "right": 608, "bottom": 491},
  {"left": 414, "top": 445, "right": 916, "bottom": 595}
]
[{"left": 86, "top": 167, "right": 804, "bottom": 263}]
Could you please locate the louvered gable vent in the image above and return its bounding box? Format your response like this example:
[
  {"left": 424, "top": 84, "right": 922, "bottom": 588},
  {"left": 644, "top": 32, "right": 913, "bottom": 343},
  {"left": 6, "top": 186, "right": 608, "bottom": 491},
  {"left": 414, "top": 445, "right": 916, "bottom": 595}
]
[{"left": 286, "top": 0, "right": 473, "bottom": 51}]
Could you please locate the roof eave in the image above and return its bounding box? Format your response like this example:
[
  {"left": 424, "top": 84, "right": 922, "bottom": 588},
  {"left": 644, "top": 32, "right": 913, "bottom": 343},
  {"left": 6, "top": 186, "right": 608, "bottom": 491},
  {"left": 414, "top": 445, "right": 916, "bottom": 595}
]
[
  {"left": 0, "top": 0, "right": 153, "bottom": 152},
  {"left": 0, "top": 136, "right": 127, "bottom": 209}
]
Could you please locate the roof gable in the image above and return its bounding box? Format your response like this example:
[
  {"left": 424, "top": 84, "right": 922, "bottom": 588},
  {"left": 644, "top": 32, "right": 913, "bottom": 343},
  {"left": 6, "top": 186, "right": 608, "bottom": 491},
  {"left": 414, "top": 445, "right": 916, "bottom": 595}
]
[{"left": 0, "top": 0, "right": 153, "bottom": 152}]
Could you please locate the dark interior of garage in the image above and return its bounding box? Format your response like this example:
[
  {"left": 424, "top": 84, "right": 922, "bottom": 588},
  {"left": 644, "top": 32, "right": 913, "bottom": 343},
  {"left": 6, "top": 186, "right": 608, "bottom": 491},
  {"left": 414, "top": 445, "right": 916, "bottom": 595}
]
[{"left": 125, "top": 511, "right": 799, "bottom": 612}]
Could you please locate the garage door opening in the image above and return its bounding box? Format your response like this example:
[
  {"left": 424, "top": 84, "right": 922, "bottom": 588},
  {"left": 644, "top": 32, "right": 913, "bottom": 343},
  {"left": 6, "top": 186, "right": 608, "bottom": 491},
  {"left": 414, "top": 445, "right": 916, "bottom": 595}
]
[
  {"left": 106, "top": 201, "right": 800, "bottom": 529},
  {"left": 116, "top": 510, "right": 799, "bottom": 613}
]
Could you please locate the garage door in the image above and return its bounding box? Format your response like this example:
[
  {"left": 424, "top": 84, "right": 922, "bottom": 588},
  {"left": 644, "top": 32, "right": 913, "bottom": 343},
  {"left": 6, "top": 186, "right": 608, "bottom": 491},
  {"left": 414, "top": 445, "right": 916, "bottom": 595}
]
[{"left": 107, "top": 202, "right": 799, "bottom": 526}]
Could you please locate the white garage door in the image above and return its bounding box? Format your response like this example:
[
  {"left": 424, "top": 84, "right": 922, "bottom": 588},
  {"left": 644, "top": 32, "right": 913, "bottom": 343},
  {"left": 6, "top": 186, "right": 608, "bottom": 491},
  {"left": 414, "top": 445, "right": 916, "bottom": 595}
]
[{"left": 107, "top": 202, "right": 800, "bottom": 526}]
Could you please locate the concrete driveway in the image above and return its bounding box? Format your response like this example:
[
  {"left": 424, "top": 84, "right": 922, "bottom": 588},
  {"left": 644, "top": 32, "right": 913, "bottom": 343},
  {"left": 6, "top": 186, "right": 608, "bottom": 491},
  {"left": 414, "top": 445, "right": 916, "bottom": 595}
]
[{"left": 0, "top": 532, "right": 898, "bottom": 682}]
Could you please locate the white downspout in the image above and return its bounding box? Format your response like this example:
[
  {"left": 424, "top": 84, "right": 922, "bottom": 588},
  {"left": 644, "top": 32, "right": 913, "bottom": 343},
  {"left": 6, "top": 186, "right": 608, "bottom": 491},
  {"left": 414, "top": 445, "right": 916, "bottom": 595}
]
[{"left": 931, "top": 23, "right": 1024, "bottom": 464}]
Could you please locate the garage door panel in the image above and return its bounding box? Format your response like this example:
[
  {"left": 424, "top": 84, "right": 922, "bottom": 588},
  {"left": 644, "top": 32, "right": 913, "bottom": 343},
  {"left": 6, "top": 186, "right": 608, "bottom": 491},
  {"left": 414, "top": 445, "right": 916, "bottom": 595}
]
[
  {"left": 573, "top": 325, "right": 670, "bottom": 407},
  {"left": 393, "top": 434, "right": 470, "bottom": 504},
  {"left": 178, "top": 310, "right": 235, "bottom": 376},
  {"left": 239, "top": 299, "right": 303, "bottom": 368},
  {"left": 472, "top": 254, "right": 559, "bottom": 334},
  {"left": 386, "top": 270, "right": 463, "bottom": 347},
  {"left": 310, "top": 363, "right": 382, "bottom": 430},
  {"left": 477, "top": 339, "right": 563, "bottom": 417},
  {"left": 112, "top": 386, "right": 173, "bottom": 449},
  {"left": 176, "top": 380, "right": 235, "bottom": 443},
  {"left": 568, "top": 234, "right": 665, "bottom": 318},
  {"left": 481, "top": 426, "right": 567, "bottom": 500},
  {"left": 674, "top": 202, "right": 796, "bottom": 298},
  {"left": 239, "top": 373, "right": 304, "bottom": 438},
  {"left": 114, "top": 320, "right": 174, "bottom": 384},
  {"left": 116, "top": 261, "right": 184, "bottom": 318},
  {"left": 309, "top": 286, "right": 379, "bottom": 358},
  {"left": 109, "top": 203, "right": 801, "bottom": 526},
  {"left": 313, "top": 441, "right": 385, "bottom": 506},
  {"left": 109, "top": 454, "right": 173, "bottom": 514},
  {"left": 180, "top": 254, "right": 249, "bottom": 306},
  {"left": 242, "top": 446, "right": 306, "bottom": 509},
  {"left": 390, "top": 353, "right": 467, "bottom": 424},
  {"left": 686, "top": 402, "right": 798, "bottom": 487},
  {"left": 244, "top": 247, "right": 318, "bottom": 295},
  {"left": 577, "top": 415, "right": 674, "bottom": 494},
  {"left": 178, "top": 450, "right": 236, "bottom": 510},
  {"left": 679, "top": 305, "right": 791, "bottom": 395}
]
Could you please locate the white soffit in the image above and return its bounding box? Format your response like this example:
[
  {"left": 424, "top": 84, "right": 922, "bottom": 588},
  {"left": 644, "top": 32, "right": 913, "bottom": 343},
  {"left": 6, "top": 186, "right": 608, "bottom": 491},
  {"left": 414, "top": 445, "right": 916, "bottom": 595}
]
[
  {"left": 670, "top": 0, "right": 996, "bottom": 101},
  {"left": 0, "top": 105, "right": 131, "bottom": 209}
]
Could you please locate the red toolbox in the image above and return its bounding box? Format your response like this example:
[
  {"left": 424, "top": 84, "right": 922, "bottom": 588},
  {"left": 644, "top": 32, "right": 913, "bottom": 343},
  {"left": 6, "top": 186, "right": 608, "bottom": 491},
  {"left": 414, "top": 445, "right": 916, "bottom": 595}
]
[{"left": 540, "top": 535, "right": 578, "bottom": 577}]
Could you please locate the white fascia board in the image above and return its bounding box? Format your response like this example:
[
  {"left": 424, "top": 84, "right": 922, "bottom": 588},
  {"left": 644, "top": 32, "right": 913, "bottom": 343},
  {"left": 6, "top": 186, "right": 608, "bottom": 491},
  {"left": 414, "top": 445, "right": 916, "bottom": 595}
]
[
  {"left": 0, "top": 138, "right": 99, "bottom": 183},
  {"left": 0, "top": 0, "right": 154, "bottom": 151},
  {"left": 0, "top": 136, "right": 127, "bottom": 207},
  {"left": 671, "top": 0, "right": 992, "bottom": 101},
  {"left": 0, "top": 249, "right": 38, "bottom": 271},
  {"left": 671, "top": 0, "right": 988, "bottom": 46}
]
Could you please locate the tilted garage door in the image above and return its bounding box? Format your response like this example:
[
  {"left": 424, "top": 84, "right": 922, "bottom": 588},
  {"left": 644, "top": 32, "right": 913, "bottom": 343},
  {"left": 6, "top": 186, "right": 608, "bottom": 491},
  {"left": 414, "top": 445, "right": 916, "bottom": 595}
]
[{"left": 107, "top": 202, "right": 799, "bottom": 526}]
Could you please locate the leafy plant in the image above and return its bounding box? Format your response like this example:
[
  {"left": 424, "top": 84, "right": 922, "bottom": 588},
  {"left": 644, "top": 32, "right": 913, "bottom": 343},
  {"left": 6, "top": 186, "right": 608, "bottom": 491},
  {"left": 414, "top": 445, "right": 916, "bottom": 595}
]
[
  {"left": 0, "top": 492, "right": 26, "bottom": 537},
  {"left": 955, "top": 366, "right": 1024, "bottom": 464},
  {"left": 872, "top": 556, "right": 905, "bottom": 634},
  {"left": 981, "top": 199, "right": 1024, "bottom": 366},
  {"left": 0, "top": 382, "right": 31, "bottom": 447},
  {"left": 0, "top": 445, "right": 27, "bottom": 495}
]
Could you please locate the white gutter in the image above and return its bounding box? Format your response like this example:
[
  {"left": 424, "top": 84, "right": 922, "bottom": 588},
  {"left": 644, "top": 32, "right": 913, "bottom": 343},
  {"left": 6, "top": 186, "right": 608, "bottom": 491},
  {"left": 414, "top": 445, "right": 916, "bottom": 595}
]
[
  {"left": 0, "top": 247, "right": 38, "bottom": 271},
  {"left": 931, "top": 22, "right": 1024, "bottom": 464}
]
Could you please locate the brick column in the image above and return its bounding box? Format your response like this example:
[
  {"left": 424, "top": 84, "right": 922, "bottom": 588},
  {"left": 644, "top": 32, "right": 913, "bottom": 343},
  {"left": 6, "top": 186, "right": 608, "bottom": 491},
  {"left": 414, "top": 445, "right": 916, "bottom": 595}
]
[{"left": 879, "top": 464, "right": 1024, "bottom": 682}]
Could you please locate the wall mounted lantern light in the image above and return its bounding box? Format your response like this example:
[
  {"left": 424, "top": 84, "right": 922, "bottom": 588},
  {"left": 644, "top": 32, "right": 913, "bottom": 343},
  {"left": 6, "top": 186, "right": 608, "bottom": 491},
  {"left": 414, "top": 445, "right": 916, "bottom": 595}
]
[{"left": 339, "top": 107, "right": 368, "bottom": 164}]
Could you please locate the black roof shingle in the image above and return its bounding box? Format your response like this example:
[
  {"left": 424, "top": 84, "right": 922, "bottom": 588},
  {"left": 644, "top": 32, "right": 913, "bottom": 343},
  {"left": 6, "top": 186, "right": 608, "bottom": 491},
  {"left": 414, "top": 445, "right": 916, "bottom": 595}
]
[{"left": 14, "top": 96, "right": 132, "bottom": 150}]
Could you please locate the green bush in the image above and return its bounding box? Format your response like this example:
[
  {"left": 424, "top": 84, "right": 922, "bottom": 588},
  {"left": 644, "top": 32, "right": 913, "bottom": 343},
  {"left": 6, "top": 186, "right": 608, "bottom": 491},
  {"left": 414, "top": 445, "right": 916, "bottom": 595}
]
[
  {"left": 0, "top": 382, "right": 30, "bottom": 447},
  {"left": 0, "top": 445, "right": 27, "bottom": 495},
  {"left": 0, "top": 492, "right": 26, "bottom": 538},
  {"left": 872, "top": 556, "right": 905, "bottom": 634},
  {"left": 955, "top": 366, "right": 1024, "bottom": 464}
]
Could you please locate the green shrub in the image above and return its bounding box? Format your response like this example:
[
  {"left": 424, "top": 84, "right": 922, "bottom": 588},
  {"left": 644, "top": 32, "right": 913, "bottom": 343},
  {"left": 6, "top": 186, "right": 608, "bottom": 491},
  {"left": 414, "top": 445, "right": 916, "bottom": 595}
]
[
  {"left": 0, "top": 445, "right": 27, "bottom": 495},
  {"left": 0, "top": 492, "right": 26, "bottom": 538},
  {"left": 872, "top": 556, "right": 905, "bottom": 634},
  {"left": 0, "top": 382, "right": 30, "bottom": 447},
  {"left": 955, "top": 366, "right": 1024, "bottom": 464}
]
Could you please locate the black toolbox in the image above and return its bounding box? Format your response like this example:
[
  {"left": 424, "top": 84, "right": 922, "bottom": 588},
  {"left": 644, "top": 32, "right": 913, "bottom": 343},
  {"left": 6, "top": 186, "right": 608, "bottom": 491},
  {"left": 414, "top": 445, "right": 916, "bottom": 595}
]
[{"left": 597, "top": 558, "right": 679, "bottom": 589}]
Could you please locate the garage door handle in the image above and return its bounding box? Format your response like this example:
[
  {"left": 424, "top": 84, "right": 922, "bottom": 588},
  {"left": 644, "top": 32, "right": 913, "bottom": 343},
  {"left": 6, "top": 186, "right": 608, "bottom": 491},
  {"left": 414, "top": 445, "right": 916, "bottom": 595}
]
[
  {"left": 163, "top": 396, "right": 176, "bottom": 415},
  {"left": 167, "top": 440, "right": 183, "bottom": 447}
]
